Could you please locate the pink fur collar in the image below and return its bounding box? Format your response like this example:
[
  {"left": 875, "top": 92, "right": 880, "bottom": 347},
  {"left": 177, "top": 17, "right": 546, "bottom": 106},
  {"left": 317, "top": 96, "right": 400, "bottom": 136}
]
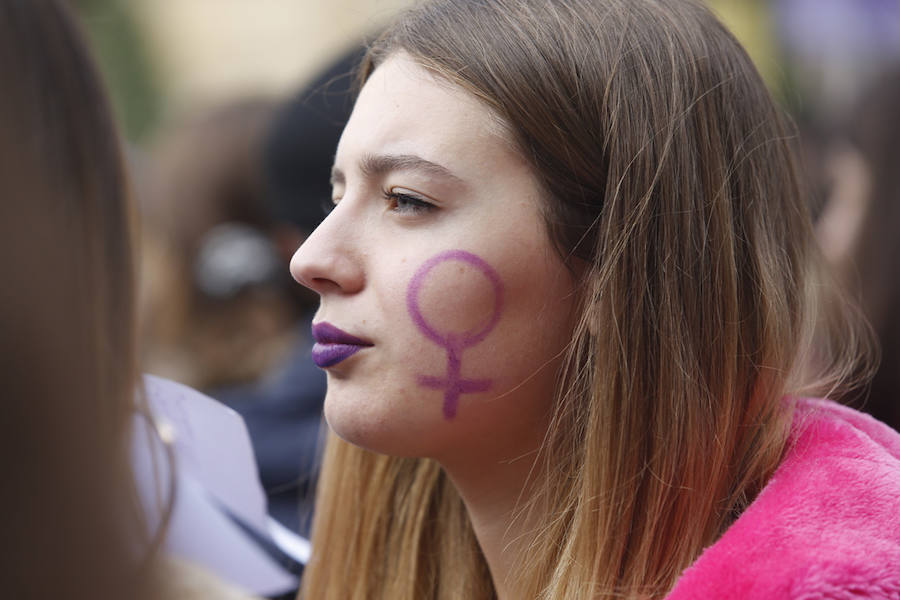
[{"left": 666, "top": 398, "right": 900, "bottom": 599}]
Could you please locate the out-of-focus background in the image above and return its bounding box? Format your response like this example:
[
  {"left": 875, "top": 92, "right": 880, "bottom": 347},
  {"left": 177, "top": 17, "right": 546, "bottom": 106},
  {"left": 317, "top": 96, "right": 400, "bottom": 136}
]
[
  {"left": 78, "top": 0, "right": 412, "bottom": 141},
  {"left": 71, "top": 0, "right": 900, "bottom": 541},
  {"left": 77, "top": 0, "right": 900, "bottom": 142}
]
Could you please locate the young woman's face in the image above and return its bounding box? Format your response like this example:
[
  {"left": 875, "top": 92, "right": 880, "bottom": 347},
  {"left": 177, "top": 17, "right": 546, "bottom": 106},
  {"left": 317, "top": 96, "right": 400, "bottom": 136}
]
[{"left": 291, "top": 54, "right": 577, "bottom": 465}]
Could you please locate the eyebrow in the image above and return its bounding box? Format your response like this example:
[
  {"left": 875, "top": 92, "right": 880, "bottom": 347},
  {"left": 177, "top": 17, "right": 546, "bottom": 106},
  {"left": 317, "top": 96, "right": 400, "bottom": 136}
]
[{"left": 330, "top": 153, "right": 466, "bottom": 187}]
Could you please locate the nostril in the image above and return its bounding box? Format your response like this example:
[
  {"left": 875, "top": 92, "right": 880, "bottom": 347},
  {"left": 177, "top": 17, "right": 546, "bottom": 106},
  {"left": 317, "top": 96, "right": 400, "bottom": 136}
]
[
  {"left": 308, "top": 276, "right": 341, "bottom": 293},
  {"left": 291, "top": 266, "right": 329, "bottom": 292}
]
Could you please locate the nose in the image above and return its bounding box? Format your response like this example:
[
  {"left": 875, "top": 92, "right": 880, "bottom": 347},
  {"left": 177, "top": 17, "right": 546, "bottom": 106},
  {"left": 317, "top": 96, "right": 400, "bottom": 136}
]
[{"left": 290, "top": 206, "right": 365, "bottom": 295}]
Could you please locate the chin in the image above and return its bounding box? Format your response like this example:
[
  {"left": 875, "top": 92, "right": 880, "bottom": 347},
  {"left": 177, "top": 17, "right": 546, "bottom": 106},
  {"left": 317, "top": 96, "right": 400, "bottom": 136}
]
[{"left": 323, "top": 386, "right": 444, "bottom": 458}]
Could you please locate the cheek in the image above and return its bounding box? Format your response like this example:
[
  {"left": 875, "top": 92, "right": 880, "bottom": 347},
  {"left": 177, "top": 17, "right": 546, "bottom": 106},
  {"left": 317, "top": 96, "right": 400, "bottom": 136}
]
[
  {"left": 403, "top": 250, "right": 504, "bottom": 420},
  {"left": 410, "top": 257, "right": 503, "bottom": 341},
  {"left": 326, "top": 248, "right": 574, "bottom": 457}
]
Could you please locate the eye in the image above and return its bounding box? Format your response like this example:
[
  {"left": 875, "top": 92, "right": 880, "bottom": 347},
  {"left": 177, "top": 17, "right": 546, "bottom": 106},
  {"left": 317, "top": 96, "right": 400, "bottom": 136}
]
[{"left": 384, "top": 188, "right": 436, "bottom": 215}]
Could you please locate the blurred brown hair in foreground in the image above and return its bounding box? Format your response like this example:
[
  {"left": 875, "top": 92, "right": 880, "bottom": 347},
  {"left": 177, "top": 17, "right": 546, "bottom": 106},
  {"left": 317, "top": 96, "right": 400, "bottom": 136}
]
[{"left": 0, "top": 1, "right": 149, "bottom": 598}]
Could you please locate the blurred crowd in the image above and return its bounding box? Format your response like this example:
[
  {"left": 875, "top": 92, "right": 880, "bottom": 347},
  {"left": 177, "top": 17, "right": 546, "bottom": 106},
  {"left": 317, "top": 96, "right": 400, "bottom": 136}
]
[
  {"left": 134, "top": 46, "right": 363, "bottom": 539},
  {"left": 2, "top": 0, "right": 900, "bottom": 599}
]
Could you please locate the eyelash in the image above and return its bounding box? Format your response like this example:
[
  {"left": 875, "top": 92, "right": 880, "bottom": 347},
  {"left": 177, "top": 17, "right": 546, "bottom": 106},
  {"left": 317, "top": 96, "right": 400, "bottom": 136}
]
[{"left": 383, "top": 189, "right": 436, "bottom": 215}]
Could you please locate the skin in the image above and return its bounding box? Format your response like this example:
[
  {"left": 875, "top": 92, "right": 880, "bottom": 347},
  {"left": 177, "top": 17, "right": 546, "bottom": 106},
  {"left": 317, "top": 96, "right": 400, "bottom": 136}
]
[
  {"left": 290, "top": 53, "right": 578, "bottom": 596},
  {"left": 407, "top": 249, "right": 504, "bottom": 419}
]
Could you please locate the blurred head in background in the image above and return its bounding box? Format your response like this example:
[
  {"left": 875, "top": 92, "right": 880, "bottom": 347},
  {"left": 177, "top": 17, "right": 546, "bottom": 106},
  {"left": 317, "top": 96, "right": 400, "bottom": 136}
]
[
  {"left": 137, "top": 99, "right": 299, "bottom": 389},
  {"left": 136, "top": 40, "right": 360, "bottom": 391}
]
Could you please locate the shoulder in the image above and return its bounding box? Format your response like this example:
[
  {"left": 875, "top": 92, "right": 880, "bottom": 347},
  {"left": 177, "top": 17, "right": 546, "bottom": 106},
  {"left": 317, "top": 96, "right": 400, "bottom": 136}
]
[{"left": 666, "top": 398, "right": 900, "bottom": 600}]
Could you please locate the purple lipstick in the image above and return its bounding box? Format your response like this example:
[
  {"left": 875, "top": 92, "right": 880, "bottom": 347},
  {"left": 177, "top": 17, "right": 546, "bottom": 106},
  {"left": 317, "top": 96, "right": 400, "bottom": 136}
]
[{"left": 311, "top": 322, "right": 373, "bottom": 368}]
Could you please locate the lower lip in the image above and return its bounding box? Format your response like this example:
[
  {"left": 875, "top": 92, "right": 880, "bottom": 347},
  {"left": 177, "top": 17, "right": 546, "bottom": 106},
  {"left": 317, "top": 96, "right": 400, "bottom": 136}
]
[{"left": 311, "top": 343, "right": 367, "bottom": 368}]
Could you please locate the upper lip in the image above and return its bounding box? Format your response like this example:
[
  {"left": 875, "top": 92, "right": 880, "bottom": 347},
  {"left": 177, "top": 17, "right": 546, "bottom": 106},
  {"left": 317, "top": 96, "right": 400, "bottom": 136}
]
[{"left": 311, "top": 322, "right": 373, "bottom": 346}]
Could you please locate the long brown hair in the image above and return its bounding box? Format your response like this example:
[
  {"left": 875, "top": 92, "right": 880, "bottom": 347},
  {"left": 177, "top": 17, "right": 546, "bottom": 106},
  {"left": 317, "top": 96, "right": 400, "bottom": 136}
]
[
  {"left": 0, "top": 2, "right": 145, "bottom": 598},
  {"left": 300, "top": 1, "right": 872, "bottom": 598}
]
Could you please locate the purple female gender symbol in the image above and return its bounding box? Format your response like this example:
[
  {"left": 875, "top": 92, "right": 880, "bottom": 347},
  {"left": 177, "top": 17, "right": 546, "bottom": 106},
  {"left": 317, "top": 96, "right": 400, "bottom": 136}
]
[{"left": 406, "top": 249, "right": 504, "bottom": 419}]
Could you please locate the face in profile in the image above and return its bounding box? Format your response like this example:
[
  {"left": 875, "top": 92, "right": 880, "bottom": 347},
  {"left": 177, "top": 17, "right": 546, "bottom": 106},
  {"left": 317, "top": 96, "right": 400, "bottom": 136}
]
[{"left": 290, "top": 53, "right": 578, "bottom": 467}]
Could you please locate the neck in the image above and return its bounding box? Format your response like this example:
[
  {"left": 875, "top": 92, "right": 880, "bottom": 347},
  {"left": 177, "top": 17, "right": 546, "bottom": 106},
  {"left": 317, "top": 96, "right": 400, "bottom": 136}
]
[{"left": 439, "top": 438, "right": 545, "bottom": 600}]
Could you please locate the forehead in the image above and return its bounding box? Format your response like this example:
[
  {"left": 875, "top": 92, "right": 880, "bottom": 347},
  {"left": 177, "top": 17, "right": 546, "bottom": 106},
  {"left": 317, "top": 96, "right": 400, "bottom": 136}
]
[{"left": 334, "top": 54, "right": 517, "bottom": 177}]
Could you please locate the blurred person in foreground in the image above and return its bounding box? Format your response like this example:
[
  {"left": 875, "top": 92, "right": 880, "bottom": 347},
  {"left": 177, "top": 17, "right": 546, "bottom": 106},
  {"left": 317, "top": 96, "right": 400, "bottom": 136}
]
[{"left": 0, "top": 2, "right": 255, "bottom": 598}]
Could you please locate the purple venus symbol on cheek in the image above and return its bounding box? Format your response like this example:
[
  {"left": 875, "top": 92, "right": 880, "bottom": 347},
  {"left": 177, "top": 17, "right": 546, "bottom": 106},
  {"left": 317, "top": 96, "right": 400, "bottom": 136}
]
[{"left": 406, "top": 249, "right": 504, "bottom": 420}]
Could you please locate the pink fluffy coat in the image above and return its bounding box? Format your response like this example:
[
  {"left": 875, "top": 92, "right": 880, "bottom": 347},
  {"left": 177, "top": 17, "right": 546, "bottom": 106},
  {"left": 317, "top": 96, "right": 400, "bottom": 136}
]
[{"left": 666, "top": 398, "right": 900, "bottom": 599}]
